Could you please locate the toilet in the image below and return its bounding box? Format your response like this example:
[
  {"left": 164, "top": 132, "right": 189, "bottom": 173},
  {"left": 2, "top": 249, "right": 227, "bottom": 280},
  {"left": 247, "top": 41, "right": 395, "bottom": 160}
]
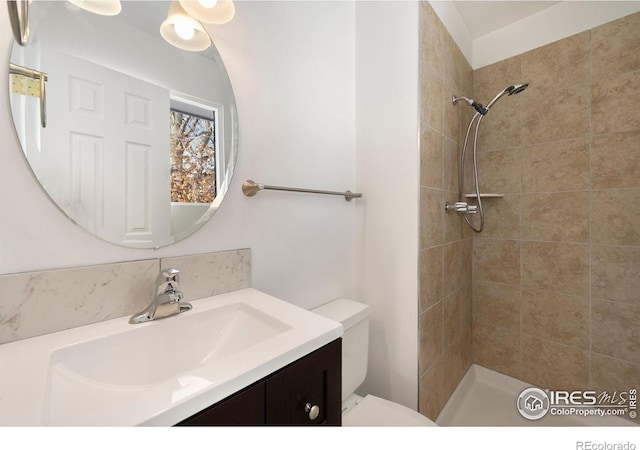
[{"left": 313, "top": 298, "right": 436, "bottom": 427}]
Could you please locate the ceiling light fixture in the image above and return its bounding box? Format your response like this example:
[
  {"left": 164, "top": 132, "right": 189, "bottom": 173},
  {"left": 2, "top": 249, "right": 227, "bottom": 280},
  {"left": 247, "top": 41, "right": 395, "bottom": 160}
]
[
  {"left": 178, "top": 0, "right": 235, "bottom": 25},
  {"left": 160, "top": 1, "right": 211, "bottom": 52},
  {"left": 67, "top": 0, "right": 122, "bottom": 16}
]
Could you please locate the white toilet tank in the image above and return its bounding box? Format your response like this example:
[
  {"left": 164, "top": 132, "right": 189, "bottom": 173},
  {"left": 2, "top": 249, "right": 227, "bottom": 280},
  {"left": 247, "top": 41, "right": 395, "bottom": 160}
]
[{"left": 312, "top": 298, "right": 371, "bottom": 402}]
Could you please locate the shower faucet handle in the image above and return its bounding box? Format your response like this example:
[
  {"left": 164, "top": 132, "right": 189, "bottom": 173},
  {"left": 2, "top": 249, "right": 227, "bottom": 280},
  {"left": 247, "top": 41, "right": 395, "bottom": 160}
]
[{"left": 445, "top": 201, "right": 478, "bottom": 214}]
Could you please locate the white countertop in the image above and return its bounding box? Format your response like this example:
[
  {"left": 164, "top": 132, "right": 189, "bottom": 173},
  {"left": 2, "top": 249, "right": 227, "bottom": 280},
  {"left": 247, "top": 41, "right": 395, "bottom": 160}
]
[{"left": 0, "top": 288, "right": 342, "bottom": 426}]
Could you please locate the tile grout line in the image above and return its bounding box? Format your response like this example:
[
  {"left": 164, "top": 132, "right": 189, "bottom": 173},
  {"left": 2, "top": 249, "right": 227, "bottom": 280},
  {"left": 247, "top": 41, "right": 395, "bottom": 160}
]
[
  {"left": 519, "top": 54, "right": 525, "bottom": 381},
  {"left": 588, "top": 28, "right": 593, "bottom": 390}
]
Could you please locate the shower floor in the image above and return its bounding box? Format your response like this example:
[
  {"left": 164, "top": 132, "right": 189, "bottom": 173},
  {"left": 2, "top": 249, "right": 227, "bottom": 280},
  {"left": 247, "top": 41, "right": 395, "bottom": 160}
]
[{"left": 436, "top": 364, "right": 634, "bottom": 427}]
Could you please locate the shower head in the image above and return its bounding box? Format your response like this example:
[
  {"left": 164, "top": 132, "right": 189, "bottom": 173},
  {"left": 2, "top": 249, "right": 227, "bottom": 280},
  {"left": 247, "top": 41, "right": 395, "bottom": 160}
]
[
  {"left": 453, "top": 82, "right": 528, "bottom": 116},
  {"left": 507, "top": 83, "right": 529, "bottom": 95},
  {"left": 486, "top": 82, "right": 529, "bottom": 109}
]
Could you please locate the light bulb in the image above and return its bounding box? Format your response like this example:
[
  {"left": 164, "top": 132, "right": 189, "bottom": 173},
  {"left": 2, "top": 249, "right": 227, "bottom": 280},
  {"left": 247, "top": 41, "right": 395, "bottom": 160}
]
[
  {"left": 174, "top": 17, "right": 195, "bottom": 40},
  {"left": 179, "top": 0, "right": 234, "bottom": 24},
  {"left": 198, "top": 0, "right": 218, "bottom": 8},
  {"left": 161, "top": 1, "right": 211, "bottom": 51}
]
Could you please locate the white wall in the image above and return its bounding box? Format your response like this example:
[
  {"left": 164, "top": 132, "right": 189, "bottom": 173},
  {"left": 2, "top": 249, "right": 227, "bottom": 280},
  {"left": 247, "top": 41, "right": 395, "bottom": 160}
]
[
  {"left": 432, "top": 0, "right": 640, "bottom": 69},
  {"left": 0, "top": 1, "right": 356, "bottom": 310},
  {"left": 2, "top": 0, "right": 423, "bottom": 411},
  {"left": 354, "top": 1, "right": 420, "bottom": 410}
]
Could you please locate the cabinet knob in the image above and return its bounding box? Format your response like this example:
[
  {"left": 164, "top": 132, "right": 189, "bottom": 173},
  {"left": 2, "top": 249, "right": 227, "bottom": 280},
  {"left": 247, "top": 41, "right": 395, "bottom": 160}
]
[{"left": 305, "top": 403, "right": 320, "bottom": 421}]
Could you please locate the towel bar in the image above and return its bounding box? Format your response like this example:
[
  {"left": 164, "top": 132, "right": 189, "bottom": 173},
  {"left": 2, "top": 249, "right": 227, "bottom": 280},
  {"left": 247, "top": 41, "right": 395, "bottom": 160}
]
[{"left": 242, "top": 180, "right": 362, "bottom": 202}]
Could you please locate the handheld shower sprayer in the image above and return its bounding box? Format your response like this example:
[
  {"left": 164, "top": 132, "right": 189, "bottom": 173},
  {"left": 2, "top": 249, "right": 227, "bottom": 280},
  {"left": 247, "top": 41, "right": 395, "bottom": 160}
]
[
  {"left": 485, "top": 83, "right": 529, "bottom": 110},
  {"left": 448, "top": 82, "right": 529, "bottom": 233},
  {"left": 508, "top": 83, "right": 529, "bottom": 95},
  {"left": 452, "top": 83, "right": 529, "bottom": 117}
]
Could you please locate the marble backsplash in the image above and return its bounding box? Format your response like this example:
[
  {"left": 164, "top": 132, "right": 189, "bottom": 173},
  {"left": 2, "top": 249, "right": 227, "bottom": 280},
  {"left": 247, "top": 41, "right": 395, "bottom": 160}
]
[{"left": 0, "top": 249, "right": 251, "bottom": 345}]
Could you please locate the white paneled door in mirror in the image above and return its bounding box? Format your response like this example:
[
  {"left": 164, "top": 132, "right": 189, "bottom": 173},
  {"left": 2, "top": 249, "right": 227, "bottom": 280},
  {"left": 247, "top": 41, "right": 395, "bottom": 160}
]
[{"left": 44, "top": 52, "right": 172, "bottom": 246}]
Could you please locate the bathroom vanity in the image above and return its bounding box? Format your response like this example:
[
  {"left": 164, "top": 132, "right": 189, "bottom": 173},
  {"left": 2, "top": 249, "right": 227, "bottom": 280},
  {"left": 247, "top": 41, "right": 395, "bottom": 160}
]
[
  {"left": 177, "top": 339, "right": 341, "bottom": 426},
  {"left": 0, "top": 288, "right": 342, "bottom": 426}
]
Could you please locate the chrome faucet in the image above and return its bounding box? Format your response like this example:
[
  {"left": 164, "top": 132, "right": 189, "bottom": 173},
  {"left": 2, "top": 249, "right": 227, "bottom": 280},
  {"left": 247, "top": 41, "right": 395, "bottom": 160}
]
[{"left": 129, "top": 268, "right": 192, "bottom": 324}]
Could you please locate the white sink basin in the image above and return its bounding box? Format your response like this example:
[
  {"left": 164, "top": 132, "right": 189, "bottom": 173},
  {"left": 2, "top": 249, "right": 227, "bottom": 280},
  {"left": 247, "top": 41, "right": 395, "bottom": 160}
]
[
  {"left": 51, "top": 302, "right": 291, "bottom": 387},
  {"left": 0, "top": 288, "right": 342, "bottom": 426}
]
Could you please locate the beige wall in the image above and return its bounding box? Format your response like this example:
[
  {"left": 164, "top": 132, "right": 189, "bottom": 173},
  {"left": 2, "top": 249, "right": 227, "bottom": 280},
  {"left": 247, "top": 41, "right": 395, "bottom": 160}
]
[
  {"left": 418, "top": 2, "right": 474, "bottom": 420},
  {"left": 472, "top": 11, "right": 640, "bottom": 404}
]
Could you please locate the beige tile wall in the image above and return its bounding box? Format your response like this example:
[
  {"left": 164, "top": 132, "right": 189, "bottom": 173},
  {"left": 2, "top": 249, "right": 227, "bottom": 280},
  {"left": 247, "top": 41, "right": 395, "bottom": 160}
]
[
  {"left": 418, "top": 2, "right": 473, "bottom": 421},
  {"left": 471, "top": 12, "right": 640, "bottom": 411}
]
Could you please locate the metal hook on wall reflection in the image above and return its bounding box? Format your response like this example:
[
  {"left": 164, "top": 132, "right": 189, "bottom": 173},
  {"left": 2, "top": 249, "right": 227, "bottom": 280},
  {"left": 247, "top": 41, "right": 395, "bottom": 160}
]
[
  {"left": 7, "top": 0, "right": 30, "bottom": 46},
  {"left": 9, "top": 63, "right": 47, "bottom": 128}
]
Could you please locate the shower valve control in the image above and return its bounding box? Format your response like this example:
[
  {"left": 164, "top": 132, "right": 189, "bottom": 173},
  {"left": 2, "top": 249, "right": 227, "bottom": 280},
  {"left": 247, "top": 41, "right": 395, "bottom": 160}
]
[{"left": 445, "top": 202, "right": 478, "bottom": 214}]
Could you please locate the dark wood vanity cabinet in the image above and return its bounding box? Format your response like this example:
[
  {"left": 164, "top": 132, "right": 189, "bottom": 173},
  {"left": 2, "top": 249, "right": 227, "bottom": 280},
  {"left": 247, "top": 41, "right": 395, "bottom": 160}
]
[
  {"left": 266, "top": 339, "right": 341, "bottom": 425},
  {"left": 176, "top": 339, "right": 341, "bottom": 426},
  {"left": 177, "top": 381, "right": 267, "bottom": 426}
]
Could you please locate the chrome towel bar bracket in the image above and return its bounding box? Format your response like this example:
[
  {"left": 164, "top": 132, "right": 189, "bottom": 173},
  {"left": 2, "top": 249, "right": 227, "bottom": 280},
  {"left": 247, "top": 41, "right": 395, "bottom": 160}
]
[{"left": 242, "top": 180, "right": 362, "bottom": 202}]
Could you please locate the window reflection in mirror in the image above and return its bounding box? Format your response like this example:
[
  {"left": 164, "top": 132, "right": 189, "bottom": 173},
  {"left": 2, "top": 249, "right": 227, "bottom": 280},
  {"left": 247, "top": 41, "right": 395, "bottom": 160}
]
[{"left": 169, "top": 94, "right": 225, "bottom": 238}]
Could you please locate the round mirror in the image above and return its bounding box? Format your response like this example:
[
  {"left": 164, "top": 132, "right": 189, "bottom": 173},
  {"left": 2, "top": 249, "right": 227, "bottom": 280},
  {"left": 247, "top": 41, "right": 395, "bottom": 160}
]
[{"left": 8, "top": 1, "right": 238, "bottom": 248}]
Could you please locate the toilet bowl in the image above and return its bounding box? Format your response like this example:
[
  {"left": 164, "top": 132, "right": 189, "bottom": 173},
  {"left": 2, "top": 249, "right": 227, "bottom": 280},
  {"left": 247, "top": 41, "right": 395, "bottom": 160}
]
[
  {"left": 313, "top": 299, "right": 436, "bottom": 427},
  {"left": 342, "top": 394, "right": 437, "bottom": 427}
]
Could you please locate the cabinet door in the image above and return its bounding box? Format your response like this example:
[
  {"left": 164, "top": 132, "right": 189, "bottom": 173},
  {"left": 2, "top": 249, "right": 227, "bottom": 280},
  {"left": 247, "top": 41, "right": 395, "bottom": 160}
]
[
  {"left": 176, "top": 381, "right": 265, "bottom": 426},
  {"left": 265, "top": 339, "right": 341, "bottom": 426}
]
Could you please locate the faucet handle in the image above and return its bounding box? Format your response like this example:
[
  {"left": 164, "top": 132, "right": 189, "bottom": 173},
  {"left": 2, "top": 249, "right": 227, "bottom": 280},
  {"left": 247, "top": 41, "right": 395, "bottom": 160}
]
[{"left": 156, "top": 268, "right": 180, "bottom": 292}]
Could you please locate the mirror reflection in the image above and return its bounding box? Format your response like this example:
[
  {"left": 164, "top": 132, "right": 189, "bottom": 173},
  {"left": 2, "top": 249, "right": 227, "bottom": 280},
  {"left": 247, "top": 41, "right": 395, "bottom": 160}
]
[{"left": 8, "top": 1, "right": 238, "bottom": 248}]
